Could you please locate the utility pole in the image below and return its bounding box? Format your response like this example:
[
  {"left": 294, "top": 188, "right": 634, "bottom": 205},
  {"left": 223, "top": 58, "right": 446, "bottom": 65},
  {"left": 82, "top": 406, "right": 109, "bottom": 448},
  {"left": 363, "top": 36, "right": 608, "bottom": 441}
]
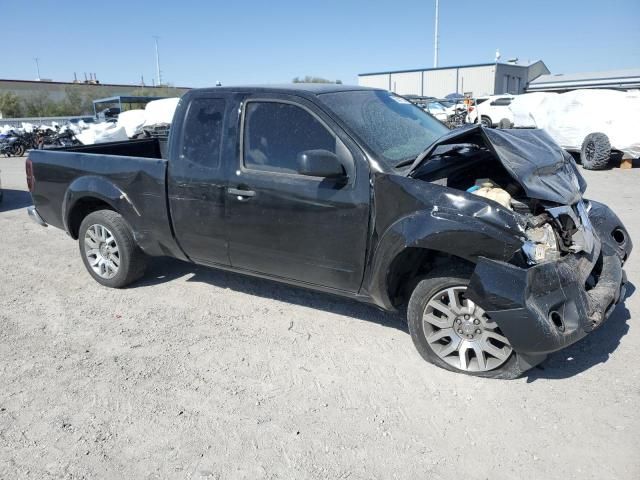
[
  {"left": 34, "top": 57, "right": 41, "bottom": 80},
  {"left": 153, "top": 36, "right": 162, "bottom": 87},
  {"left": 433, "top": 0, "right": 439, "bottom": 68}
]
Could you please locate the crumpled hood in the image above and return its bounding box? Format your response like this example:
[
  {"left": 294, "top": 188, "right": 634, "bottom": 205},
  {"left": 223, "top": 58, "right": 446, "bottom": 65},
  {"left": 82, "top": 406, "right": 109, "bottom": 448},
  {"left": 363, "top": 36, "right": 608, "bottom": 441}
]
[{"left": 408, "top": 125, "right": 587, "bottom": 205}]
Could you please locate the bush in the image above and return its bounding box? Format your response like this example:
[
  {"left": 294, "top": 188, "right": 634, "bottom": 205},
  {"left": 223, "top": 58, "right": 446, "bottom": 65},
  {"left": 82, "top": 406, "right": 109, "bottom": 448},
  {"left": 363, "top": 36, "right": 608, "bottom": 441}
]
[{"left": 0, "top": 92, "right": 23, "bottom": 118}]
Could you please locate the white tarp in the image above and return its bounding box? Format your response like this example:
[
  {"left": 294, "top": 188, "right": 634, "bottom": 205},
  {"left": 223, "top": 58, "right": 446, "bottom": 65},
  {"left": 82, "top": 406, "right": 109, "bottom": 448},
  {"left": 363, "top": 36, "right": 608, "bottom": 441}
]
[
  {"left": 509, "top": 93, "right": 557, "bottom": 128},
  {"left": 94, "top": 126, "right": 128, "bottom": 144},
  {"left": 116, "top": 109, "right": 147, "bottom": 137},
  {"left": 76, "top": 122, "right": 128, "bottom": 145},
  {"left": 509, "top": 89, "right": 640, "bottom": 158},
  {"left": 143, "top": 97, "right": 179, "bottom": 126}
]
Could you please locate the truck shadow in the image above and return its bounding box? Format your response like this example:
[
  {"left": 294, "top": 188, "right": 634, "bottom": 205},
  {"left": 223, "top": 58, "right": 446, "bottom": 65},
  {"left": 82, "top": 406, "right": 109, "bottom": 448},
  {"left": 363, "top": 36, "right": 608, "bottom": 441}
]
[
  {"left": 0, "top": 189, "right": 32, "bottom": 213},
  {"left": 136, "top": 256, "right": 407, "bottom": 332},
  {"left": 526, "top": 282, "right": 634, "bottom": 382},
  {"left": 136, "top": 257, "right": 633, "bottom": 376}
]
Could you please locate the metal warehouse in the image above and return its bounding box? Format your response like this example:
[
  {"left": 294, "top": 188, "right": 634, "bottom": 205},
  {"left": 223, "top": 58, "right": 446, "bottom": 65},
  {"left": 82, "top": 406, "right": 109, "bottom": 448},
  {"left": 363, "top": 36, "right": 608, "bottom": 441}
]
[
  {"left": 526, "top": 68, "right": 640, "bottom": 92},
  {"left": 358, "top": 61, "right": 549, "bottom": 98}
]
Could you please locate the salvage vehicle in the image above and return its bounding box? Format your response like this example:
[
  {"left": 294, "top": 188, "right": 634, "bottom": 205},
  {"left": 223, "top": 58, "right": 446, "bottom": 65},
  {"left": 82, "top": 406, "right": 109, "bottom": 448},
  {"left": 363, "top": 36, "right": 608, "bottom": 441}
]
[
  {"left": 26, "top": 85, "right": 632, "bottom": 378},
  {"left": 508, "top": 89, "right": 640, "bottom": 169}
]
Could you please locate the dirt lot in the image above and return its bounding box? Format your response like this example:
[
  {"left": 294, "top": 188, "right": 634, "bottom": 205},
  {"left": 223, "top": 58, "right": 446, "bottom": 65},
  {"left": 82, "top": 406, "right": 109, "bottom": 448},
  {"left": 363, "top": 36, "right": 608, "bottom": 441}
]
[{"left": 1, "top": 155, "right": 639, "bottom": 479}]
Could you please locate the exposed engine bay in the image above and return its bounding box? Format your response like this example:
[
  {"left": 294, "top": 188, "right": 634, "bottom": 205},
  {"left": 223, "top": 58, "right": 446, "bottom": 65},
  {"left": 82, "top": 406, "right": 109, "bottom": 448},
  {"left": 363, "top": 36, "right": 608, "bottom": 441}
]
[
  {"left": 409, "top": 126, "right": 594, "bottom": 266},
  {"left": 384, "top": 124, "right": 631, "bottom": 363}
]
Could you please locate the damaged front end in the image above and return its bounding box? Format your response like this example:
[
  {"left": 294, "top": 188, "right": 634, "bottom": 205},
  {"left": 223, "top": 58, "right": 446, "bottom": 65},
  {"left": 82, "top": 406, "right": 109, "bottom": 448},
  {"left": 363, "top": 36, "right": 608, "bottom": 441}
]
[{"left": 409, "top": 126, "right": 632, "bottom": 358}]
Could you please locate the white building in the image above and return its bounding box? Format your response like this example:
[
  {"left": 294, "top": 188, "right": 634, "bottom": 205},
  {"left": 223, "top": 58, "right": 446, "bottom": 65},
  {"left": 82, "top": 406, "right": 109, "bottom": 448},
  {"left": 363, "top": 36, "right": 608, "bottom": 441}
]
[
  {"left": 526, "top": 68, "right": 640, "bottom": 92},
  {"left": 358, "top": 61, "right": 549, "bottom": 98}
]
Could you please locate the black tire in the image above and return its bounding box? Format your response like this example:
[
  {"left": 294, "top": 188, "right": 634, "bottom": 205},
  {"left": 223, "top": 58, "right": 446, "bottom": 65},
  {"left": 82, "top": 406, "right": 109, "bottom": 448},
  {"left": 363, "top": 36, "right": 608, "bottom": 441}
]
[
  {"left": 498, "top": 118, "right": 513, "bottom": 129},
  {"left": 480, "top": 116, "right": 492, "bottom": 128},
  {"left": 407, "top": 266, "right": 526, "bottom": 379},
  {"left": 580, "top": 132, "right": 611, "bottom": 170},
  {"left": 13, "top": 144, "right": 25, "bottom": 157},
  {"left": 78, "top": 210, "right": 147, "bottom": 288}
]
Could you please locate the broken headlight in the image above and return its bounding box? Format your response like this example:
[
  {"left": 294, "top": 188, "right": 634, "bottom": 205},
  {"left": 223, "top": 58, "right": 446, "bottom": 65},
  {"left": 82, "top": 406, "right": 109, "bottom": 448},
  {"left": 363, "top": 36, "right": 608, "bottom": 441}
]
[{"left": 522, "top": 223, "right": 560, "bottom": 265}]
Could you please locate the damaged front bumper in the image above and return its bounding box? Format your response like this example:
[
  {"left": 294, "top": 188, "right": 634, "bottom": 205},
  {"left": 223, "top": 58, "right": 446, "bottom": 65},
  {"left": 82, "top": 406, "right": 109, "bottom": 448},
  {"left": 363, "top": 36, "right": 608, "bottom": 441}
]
[{"left": 466, "top": 201, "right": 632, "bottom": 359}]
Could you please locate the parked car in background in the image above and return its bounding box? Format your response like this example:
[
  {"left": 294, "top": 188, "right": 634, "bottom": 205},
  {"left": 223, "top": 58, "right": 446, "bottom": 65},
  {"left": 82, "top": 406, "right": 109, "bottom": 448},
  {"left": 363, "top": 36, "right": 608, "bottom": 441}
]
[
  {"left": 404, "top": 95, "right": 436, "bottom": 112},
  {"left": 467, "top": 95, "right": 515, "bottom": 128},
  {"left": 509, "top": 89, "right": 640, "bottom": 169},
  {"left": 26, "top": 84, "right": 632, "bottom": 378},
  {"left": 424, "top": 100, "right": 450, "bottom": 122}
]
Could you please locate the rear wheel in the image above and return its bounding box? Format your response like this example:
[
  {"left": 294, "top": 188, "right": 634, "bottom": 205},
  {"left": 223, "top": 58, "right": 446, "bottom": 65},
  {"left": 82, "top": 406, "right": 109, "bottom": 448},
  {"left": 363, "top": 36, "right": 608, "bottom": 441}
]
[
  {"left": 580, "top": 132, "right": 611, "bottom": 170},
  {"left": 78, "top": 210, "right": 147, "bottom": 288},
  {"left": 407, "top": 267, "right": 526, "bottom": 378}
]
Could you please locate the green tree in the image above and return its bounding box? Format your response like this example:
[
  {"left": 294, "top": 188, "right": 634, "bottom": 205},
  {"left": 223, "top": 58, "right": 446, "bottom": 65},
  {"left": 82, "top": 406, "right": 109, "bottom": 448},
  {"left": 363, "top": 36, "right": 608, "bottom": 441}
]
[
  {"left": 22, "top": 92, "right": 59, "bottom": 117},
  {"left": 130, "top": 85, "right": 184, "bottom": 98},
  {"left": 59, "top": 85, "right": 100, "bottom": 115},
  {"left": 0, "top": 92, "right": 23, "bottom": 118}
]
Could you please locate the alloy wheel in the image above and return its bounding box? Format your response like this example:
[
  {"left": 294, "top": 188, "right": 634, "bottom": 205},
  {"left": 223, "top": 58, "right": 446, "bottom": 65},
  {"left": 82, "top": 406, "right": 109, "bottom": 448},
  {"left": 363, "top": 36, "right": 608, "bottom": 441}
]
[
  {"left": 422, "top": 286, "right": 512, "bottom": 372},
  {"left": 84, "top": 224, "right": 120, "bottom": 279}
]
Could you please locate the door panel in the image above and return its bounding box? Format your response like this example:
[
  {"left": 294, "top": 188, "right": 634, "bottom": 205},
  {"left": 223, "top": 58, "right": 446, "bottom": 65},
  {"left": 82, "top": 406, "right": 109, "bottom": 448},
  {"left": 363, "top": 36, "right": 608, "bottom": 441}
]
[
  {"left": 168, "top": 97, "right": 230, "bottom": 265},
  {"left": 225, "top": 96, "right": 370, "bottom": 292}
]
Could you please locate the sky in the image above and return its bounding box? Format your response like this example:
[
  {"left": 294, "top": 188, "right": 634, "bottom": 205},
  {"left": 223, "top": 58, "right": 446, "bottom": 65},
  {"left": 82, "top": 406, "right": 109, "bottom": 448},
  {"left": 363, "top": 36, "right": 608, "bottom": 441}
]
[{"left": 1, "top": 0, "right": 639, "bottom": 87}]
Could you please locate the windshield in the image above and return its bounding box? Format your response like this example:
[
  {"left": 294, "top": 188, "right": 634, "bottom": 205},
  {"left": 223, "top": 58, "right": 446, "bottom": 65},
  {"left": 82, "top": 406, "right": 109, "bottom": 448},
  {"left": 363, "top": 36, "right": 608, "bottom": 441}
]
[{"left": 319, "top": 90, "right": 449, "bottom": 167}]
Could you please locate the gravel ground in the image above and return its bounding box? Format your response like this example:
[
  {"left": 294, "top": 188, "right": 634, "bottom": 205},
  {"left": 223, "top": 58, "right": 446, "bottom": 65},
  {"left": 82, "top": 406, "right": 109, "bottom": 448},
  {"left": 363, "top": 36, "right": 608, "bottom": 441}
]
[{"left": 1, "top": 155, "right": 639, "bottom": 479}]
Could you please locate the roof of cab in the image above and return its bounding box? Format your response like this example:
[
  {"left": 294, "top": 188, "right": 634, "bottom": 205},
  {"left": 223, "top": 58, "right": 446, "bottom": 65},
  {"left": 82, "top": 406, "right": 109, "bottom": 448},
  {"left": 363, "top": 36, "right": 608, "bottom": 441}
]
[{"left": 190, "top": 84, "right": 380, "bottom": 96}]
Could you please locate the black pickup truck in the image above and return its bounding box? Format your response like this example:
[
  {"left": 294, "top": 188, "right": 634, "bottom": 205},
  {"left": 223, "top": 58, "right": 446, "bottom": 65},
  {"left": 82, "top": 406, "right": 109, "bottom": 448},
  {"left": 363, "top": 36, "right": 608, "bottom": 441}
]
[{"left": 26, "top": 84, "right": 632, "bottom": 378}]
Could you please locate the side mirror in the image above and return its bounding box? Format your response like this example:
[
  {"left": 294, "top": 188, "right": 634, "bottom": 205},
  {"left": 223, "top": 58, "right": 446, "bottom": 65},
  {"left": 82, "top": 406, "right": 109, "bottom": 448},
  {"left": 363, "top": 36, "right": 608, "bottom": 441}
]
[{"left": 297, "top": 149, "right": 346, "bottom": 178}]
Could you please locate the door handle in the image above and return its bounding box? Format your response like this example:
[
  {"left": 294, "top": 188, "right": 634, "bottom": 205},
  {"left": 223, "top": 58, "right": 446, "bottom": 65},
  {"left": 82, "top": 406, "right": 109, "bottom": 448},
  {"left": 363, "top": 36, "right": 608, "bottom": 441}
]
[{"left": 227, "top": 187, "right": 256, "bottom": 199}]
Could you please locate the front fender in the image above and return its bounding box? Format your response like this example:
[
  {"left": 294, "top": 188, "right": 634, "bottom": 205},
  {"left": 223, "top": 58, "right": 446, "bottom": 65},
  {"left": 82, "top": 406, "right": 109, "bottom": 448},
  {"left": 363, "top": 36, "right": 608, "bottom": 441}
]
[
  {"left": 364, "top": 208, "right": 525, "bottom": 310},
  {"left": 63, "top": 175, "right": 141, "bottom": 238}
]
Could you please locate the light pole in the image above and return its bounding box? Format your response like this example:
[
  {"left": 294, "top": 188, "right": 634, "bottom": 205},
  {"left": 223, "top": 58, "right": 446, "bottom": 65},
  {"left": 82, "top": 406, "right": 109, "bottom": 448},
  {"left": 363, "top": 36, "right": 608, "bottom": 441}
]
[
  {"left": 153, "top": 36, "right": 162, "bottom": 87},
  {"left": 433, "top": 0, "right": 439, "bottom": 68},
  {"left": 34, "top": 57, "right": 41, "bottom": 80}
]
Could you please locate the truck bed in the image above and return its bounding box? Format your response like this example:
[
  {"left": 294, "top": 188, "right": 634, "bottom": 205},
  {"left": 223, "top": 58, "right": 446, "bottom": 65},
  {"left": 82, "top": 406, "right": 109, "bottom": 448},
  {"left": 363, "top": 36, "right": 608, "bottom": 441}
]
[
  {"left": 58, "top": 137, "right": 169, "bottom": 159},
  {"left": 28, "top": 138, "right": 183, "bottom": 259}
]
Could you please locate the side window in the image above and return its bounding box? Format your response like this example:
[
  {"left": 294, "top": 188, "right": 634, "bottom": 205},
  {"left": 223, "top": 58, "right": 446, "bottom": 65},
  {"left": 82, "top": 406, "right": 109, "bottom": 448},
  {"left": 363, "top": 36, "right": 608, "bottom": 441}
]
[
  {"left": 491, "top": 97, "right": 512, "bottom": 106},
  {"left": 243, "top": 101, "right": 336, "bottom": 174},
  {"left": 181, "top": 98, "right": 225, "bottom": 167}
]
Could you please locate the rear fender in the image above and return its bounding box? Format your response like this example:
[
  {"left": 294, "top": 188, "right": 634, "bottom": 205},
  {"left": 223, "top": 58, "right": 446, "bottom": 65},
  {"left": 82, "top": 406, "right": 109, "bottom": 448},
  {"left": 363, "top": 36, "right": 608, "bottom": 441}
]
[{"left": 63, "top": 175, "right": 141, "bottom": 238}]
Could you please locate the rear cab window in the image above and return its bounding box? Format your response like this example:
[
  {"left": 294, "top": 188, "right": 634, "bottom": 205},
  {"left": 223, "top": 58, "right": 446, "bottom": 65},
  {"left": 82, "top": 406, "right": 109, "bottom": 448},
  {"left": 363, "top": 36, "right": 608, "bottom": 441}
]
[{"left": 180, "top": 98, "right": 226, "bottom": 168}]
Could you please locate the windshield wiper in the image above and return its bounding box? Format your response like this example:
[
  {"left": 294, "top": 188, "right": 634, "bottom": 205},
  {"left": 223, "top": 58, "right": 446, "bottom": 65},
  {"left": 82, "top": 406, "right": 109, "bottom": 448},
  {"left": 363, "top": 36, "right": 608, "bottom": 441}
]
[
  {"left": 395, "top": 142, "right": 479, "bottom": 170},
  {"left": 394, "top": 156, "right": 419, "bottom": 169}
]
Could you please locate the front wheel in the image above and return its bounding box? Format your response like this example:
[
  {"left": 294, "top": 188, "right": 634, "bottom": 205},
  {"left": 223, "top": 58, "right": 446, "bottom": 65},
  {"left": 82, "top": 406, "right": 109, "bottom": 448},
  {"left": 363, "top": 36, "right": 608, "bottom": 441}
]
[
  {"left": 78, "top": 210, "right": 147, "bottom": 288},
  {"left": 407, "top": 267, "right": 526, "bottom": 378}
]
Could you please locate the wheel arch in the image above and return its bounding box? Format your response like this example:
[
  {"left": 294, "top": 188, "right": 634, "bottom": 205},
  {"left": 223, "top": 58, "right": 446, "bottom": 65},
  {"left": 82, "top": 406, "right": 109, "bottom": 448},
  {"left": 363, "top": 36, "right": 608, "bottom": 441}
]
[
  {"left": 480, "top": 115, "right": 493, "bottom": 127},
  {"left": 63, "top": 176, "right": 139, "bottom": 239},
  {"left": 364, "top": 210, "right": 521, "bottom": 311},
  {"left": 67, "top": 197, "right": 116, "bottom": 239},
  {"left": 385, "top": 247, "right": 475, "bottom": 309}
]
